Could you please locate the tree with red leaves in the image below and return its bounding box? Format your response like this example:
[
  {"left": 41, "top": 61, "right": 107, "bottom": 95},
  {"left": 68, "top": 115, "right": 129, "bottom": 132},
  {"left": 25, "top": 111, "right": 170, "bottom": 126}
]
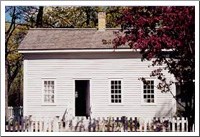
[{"left": 113, "top": 6, "right": 195, "bottom": 131}]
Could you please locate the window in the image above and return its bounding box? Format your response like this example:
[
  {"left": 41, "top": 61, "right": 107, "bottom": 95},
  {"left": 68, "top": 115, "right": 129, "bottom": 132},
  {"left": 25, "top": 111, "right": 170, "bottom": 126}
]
[
  {"left": 42, "top": 79, "right": 56, "bottom": 104},
  {"left": 143, "top": 80, "right": 155, "bottom": 104},
  {"left": 110, "top": 80, "right": 122, "bottom": 104}
]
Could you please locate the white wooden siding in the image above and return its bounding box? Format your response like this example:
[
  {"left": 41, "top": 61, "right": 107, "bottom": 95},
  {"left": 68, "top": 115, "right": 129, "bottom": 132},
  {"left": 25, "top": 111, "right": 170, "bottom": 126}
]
[{"left": 24, "top": 52, "right": 176, "bottom": 118}]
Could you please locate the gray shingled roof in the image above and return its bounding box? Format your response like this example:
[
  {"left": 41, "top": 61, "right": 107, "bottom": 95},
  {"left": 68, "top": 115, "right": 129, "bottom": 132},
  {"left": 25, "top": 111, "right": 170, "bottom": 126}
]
[{"left": 18, "top": 28, "right": 129, "bottom": 50}]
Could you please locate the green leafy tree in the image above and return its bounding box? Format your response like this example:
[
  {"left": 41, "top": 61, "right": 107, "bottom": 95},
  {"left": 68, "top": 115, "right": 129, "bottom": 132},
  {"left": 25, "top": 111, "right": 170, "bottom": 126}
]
[{"left": 42, "top": 6, "right": 124, "bottom": 28}]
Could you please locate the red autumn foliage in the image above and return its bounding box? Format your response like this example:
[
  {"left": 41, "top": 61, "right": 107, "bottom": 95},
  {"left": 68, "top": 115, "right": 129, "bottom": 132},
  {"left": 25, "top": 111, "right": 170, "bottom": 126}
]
[{"left": 113, "top": 6, "right": 195, "bottom": 131}]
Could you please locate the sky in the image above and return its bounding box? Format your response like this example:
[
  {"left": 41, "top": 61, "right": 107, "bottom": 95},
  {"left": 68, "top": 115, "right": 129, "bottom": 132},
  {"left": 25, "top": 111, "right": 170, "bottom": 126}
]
[{"left": 5, "top": 12, "right": 11, "bottom": 22}]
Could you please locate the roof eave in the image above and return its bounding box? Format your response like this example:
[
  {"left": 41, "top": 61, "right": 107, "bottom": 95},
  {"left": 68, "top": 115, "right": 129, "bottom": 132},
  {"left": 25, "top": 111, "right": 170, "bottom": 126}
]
[{"left": 18, "top": 49, "right": 139, "bottom": 53}]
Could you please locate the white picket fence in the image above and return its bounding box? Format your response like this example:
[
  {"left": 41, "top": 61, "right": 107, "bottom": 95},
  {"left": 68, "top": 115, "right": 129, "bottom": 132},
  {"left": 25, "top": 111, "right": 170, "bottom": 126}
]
[
  {"left": 5, "top": 116, "right": 193, "bottom": 132},
  {"left": 8, "top": 106, "right": 23, "bottom": 119}
]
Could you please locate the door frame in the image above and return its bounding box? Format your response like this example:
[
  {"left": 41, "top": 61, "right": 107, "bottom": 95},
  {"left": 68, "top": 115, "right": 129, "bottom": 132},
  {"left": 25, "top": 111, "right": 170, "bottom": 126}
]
[{"left": 73, "top": 78, "right": 91, "bottom": 117}]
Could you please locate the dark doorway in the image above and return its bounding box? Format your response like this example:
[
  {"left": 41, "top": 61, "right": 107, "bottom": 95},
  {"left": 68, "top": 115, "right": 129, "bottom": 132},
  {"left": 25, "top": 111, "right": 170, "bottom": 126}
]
[{"left": 75, "top": 80, "right": 90, "bottom": 117}]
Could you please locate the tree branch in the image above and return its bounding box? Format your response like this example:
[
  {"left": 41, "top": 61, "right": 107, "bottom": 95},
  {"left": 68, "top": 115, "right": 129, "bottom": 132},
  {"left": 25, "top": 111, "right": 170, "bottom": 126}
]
[
  {"left": 5, "top": 7, "right": 16, "bottom": 35},
  {"left": 5, "top": 24, "right": 17, "bottom": 58}
]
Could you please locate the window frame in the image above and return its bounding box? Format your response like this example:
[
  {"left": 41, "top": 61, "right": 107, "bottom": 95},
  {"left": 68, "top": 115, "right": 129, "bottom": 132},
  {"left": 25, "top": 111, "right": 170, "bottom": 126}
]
[
  {"left": 108, "top": 79, "right": 123, "bottom": 105},
  {"left": 141, "top": 78, "right": 157, "bottom": 105},
  {"left": 41, "top": 78, "right": 57, "bottom": 106}
]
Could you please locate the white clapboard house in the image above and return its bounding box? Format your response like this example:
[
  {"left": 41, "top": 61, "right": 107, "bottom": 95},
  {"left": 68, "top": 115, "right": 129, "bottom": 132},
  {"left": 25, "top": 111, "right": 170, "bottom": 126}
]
[{"left": 18, "top": 12, "right": 176, "bottom": 119}]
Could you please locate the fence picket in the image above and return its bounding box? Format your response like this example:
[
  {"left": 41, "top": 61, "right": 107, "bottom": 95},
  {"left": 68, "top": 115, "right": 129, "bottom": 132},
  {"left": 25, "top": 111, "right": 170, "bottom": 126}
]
[
  {"left": 35, "top": 120, "right": 38, "bottom": 132},
  {"left": 49, "top": 119, "right": 52, "bottom": 132},
  {"left": 162, "top": 117, "right": 166, "bottom": 132},
  {"left": 172, "top": 117, "right": 175, "bottom": 132},
  {"left": 177, "top": 117, "right": 180, "bottom": 132},
  {"left": 182, "top": 117, "right": 186, "bottom": 132},
  {"left": 144, "top": 118, "right": 147, "bottom": 132},
  {"left": 44, "top": 119, "right": 47, "bottom": 132},
  {"left": 186, "top": 117, "right": 188, "bottom": 132}
]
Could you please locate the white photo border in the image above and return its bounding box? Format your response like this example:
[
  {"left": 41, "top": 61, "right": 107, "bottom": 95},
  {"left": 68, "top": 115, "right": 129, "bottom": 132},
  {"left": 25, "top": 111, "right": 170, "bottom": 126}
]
[{"left": 1, "top": 1, "right": 199, "bottom": 136}]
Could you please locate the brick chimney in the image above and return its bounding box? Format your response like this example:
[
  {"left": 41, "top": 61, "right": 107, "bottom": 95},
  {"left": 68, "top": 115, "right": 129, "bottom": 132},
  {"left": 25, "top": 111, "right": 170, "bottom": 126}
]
[{"left": 98, "top": 12, "right": 106, "bottom": 31}]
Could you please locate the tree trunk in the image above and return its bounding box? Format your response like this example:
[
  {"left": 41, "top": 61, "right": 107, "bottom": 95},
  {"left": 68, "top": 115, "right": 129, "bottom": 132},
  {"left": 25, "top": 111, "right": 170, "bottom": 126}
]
[
  {"left": 5, "top": 64, "right": 8, "bottom": 121},
  {"left": 36, "top": 6, "right": 44, "bottom": 28}
]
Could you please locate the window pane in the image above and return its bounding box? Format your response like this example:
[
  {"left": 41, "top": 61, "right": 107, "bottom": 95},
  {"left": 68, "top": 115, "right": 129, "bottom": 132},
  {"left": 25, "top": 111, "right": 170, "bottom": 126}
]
[
  {"left": 43, "top": 80, "right": 55, "bottom": 103},
  {"left": 44, "top": 95, "right": 47, "bottom": 102},
  {"left": 143, "top": 80, "right": 154, "bottom": 103},
  {"left": 110, "top": 80, "right": 122, "bottom": 103},
  {"left": 44, "top": 82, "right": 47, "bottom": 89},
  {"left": 51, "top": 95, "right": 54, "bottom": 103}
]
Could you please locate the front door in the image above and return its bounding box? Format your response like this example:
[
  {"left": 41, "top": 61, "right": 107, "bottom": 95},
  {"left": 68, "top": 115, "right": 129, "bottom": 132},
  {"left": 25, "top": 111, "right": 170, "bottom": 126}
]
[{"left": 75, "top": 80, "right": 90, "bottom": 117}]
